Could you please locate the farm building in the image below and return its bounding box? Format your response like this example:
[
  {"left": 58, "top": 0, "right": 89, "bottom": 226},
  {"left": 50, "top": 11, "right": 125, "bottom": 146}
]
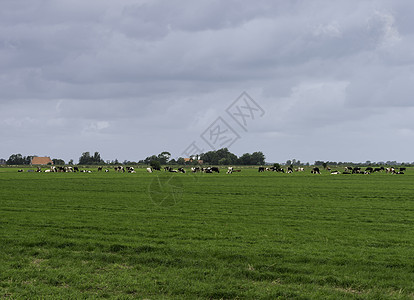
[
  {"left": 31, "top": 157, "right": 53, "bottom": 165},
  {"left": 0, "top": 158, "right": 6, "bottom": 165},
  {"left": 184, "top": 158, "right": 203, "bottom": 164}
]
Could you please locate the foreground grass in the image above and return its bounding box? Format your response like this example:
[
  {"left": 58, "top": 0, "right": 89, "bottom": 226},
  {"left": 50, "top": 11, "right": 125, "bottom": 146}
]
[{"left": 0, "top": 168, "right": 413, "bottom": 299}]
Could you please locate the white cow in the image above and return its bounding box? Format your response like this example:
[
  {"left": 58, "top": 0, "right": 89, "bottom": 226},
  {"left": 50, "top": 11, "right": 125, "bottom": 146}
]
[{"left": 146, "top": 167, "right": 153, "bottom": 173}]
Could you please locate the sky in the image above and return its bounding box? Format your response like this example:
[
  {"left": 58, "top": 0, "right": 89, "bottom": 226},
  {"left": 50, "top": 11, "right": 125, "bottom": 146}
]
[{"left": 1, "top": 0, "right": 414, "bottom": 164}]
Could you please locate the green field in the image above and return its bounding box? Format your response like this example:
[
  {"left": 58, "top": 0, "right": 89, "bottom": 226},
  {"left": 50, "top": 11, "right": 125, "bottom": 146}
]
[{"left": 1, "top": 167, "right": 413, "bottom": 299}]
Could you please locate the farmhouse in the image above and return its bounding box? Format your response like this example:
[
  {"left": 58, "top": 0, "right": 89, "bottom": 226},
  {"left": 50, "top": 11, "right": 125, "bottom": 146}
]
[
  {"left": 31, "top": 157, "right": 53, "bottom": 165},
  {"left": 184, "top": 158, "right": 203, "bottom": 164}
]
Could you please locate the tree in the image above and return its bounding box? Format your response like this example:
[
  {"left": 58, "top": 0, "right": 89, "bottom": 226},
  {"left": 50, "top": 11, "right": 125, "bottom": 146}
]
[
  {"left": 150, "top": 160, "right": 161, "bottom": 170},
  {"left": 158, "top": 151, "right": 171, "bottom": 164},
  {"left": 251, "top": 152, "right": 265, "bottom": 165},
  {"left": 7, "top": 154, "right": 26, "bottom": 165},
  {"left": 52, "top": 158, "right": 65, "bottom": 165},
  {"left": 78, "top": 151, "right": 104, "bottom": 165},
  {"left": 68, "top": 159, "right": 74, "bottom": 165}
]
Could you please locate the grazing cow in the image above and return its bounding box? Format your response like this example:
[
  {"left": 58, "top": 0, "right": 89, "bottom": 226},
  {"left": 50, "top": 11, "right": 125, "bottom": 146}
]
[
  {"left": 287, "top": 167, "right": 293, "bottom": 173},
  {"left": 227, "top": 167, "right": 234, "bottom": 174},
  {"left": 330, "top": 171, "right": 340, "bottom": 175},
  {"left": 98, "top": 167, "right": 103, "bottom": 172},
  {"left": 345, "top": 167, "right": 353, "bottom": 172},
  {"left": 211, "top": 167, "right": 220, "bottom": 173},
  {"left": 311, "top": 167, "right": 320, "bottom": 174},
  {"left": 178, "top": 167, "right": 186, "bottom": 173},
  {"left": 74, "top": 166, "right": 79, "bottom": 172},
  {"left": 352, "top": 167, "right": 361, "bottom": 174},
  {"left": 373, "top": 168, "right": 382, "bottom": 173},
  {"left": 36, "top": 167, "right": 42, "bottom": 173},
  {"left": 115, "top": 166, "right": 125, "bottom": 173},
  {"left": 258, "top": 167, "right": 265, "bottom": 172},
  {"left": 386, "top": 167, "right": 395, "bottom": 174},
  {"left": 365, "top": 167, "right": 373, "bottom": 173},
  {"left": 164, "top": 166, "right": 172, "bottom": 172},
  {"left": 146, "top": 167, "right": 153, "bottom": 173}
]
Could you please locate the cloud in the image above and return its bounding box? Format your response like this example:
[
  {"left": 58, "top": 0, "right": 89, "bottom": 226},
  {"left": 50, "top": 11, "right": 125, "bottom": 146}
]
[{"left": 1, "top": 1, "right": 414, "bottom": 162}]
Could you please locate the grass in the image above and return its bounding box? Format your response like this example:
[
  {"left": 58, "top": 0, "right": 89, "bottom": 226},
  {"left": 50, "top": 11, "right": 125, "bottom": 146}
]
[{"left": 0, "top": 167, "right": 413, "bottom": 299}]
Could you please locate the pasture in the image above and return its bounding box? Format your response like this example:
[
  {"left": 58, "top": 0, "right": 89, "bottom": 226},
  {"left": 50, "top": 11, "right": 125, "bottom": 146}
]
[{"left": 1, "top": 167, "right": 413, "bottom": 299}]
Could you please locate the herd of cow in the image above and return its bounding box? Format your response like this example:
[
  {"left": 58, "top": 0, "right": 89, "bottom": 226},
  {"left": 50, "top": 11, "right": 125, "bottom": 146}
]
[
  {"left": 17, "top": 165, "right": 407, "bottom": 175},
  {"left": 258, "top": 166, "right": 406, "bottom": 175}
]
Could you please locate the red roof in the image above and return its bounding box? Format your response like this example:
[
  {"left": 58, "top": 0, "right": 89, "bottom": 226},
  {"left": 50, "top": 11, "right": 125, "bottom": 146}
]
[{"left": 31, "top": 157, "right": 53, "bottom": 165}]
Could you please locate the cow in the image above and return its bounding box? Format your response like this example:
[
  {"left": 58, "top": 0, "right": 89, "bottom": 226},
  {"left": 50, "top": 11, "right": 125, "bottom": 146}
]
[
  {"left": 211, "top": 167, "right": 220, "bottom": 173},
  {"left": 98, "top": 167, "right": 103, "bottom": 172},
  {"left": 18, "top": 169, "right": 24, "bottom": 172},
  {"left": 287, "top": 167, "right": 293, "bottom": 173},
  {"left": 178, "top": 168, "right": 186, "bottom": 173},
  {"left": 36, "top": 167, "right": 42, "bottom": 173},
  {"left": 399, "top": 167, "right": 406, "bottom": 172},
  {"left": 258, "top": 167, "right": 265, "bottom": 172},
  {"left": 373, "top": 167, "right": 383, "bottom": 173},
  {"left": 295, "top": 167, "right": 304, "bottom": 172},
  {"left": 115, "top": 166, "right": 125, "bottom": 173},
  {"left": 352, "top": 167, "right": 361, "bottom": 174},
  {"left": 127, "top": 167, "right": 135, "bottom": 173},
  {"left": 365, "top": 167, "right": 373, "bottom": 173},
  {"left": 74, "top": 166, "right": 79, "bottom": 172},
  {"left": 331, "top": 171, "right": 340, "bottom": 175},
  {"left": 227, "top": 167, "right": 234, "bottom": 174},
  {"left": 386, "top": 167, "right": 395, "bottom": 174},
  {"left": 146, "top": 167, "right": 153, "bottom": 173},
  {"left": 311, "top": 167, "right": 320, "bottom": 174},
  {"left": 105, "top": 169, "right": 109, "bottom": 172},
  {"left": 345, "top": 167, "right": 353, "bottom": 172}
]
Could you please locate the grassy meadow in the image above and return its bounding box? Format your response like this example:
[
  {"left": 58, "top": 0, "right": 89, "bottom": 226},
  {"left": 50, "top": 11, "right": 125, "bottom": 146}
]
[{"left": 0, "top": 166, "right": 413, "bottom": 299}]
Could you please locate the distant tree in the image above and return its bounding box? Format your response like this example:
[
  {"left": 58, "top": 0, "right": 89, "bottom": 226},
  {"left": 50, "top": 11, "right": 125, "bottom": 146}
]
[
  {"left": 273, "top": 163, "right": 281, "bottom": 169},
  {"left": 158, "top": 151, "right": 171, "bottom": 164},
  {"left": 68, "top": 159, "right": 74, "bottom": 165},
  {"left": 79, "top": 151, "right": 104, "bottom": 165},
  {"left": 176, "top": 157, "right": 185, "bottom": 165},
  {"left": 286, "top": 160, "right": 292, "bottom": 166},
  {"left": 52, "top": 158, "right": 65, "bottom": 165},
  {"left": 150, "top": 160, "right": 161, "bottom": 170},
  {"left": 7, "top": 154, "right": 26, "bottom": 165},
  {"left": 251, "top": 152, "right": 265, "bottom": 165}
]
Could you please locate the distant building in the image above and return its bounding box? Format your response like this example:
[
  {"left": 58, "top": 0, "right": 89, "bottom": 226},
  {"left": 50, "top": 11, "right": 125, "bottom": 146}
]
[
  {"left": 0, "top": 158, "right": 6, "bottom": 165},
  {"left": 184, "top": 158, "right": 203, "bottom": 164},
  {"left": 31, "top": 157, "right": 53, "bottom": 165}
]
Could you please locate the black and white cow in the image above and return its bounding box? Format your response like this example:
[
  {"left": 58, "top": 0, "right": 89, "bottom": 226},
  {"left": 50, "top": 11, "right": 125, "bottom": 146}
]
[
  {"left": 178, "top": 167, "right": 186, "bottom": 173},
  {"left": 311, "top": 167, "right": 320, "bottom": 174},
  {"left": 226, "top": 167, "right": 234, "bottom": 174},
  {"left": 258, "top": 167, "right": 265, "bottom": 172}
]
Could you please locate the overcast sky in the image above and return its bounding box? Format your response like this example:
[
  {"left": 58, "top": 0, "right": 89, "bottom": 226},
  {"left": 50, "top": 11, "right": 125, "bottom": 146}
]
[{"left": 1, "top": 0, "right": 414, "bottom": 164}]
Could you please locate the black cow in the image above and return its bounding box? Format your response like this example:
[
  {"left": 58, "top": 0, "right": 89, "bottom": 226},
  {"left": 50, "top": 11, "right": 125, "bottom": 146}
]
[
  {"left": 74, "top": 166, "right": 79, "bottom": 172},
  {"left": 287, "top": 167, "right": 293, "bottom": 173},
  {"left": 211, "top": 167, "right": 219, "bottom": 173},
  {"left": 365, "top": 167, "right": 373, "bottom": 173},
  {"left": 258, "top": 167, "right": 265, "bottom": 172},
  {"left": 178, "top": 168, "right": 186, "bottom": 173},
  {"left": 352, "top": 167, "right": 361, "bottom": 174},
  {"left": 98, "top": 167, "right": 103, "bottom": 172},
  {"left": 399, "top": 167, "right": 406, "bottom": 172},
  {"left": 311, "top": 167, "right": 320, "bottom": 174}
]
